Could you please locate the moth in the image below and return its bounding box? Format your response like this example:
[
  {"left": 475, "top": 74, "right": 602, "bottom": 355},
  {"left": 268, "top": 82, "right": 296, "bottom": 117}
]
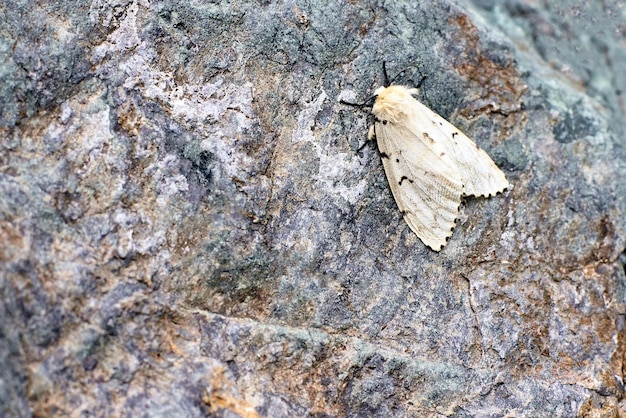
[{"left": 343, "top": 65, "right": 509, "bottom": 251}]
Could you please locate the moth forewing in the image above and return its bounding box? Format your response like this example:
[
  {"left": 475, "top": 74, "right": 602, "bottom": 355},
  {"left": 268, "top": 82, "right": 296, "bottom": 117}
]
[{"left": 408, "top": 98, "right": 509, "bottom": 197}]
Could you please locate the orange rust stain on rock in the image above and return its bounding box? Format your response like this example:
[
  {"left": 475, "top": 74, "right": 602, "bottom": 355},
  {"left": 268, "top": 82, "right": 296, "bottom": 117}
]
[
  {"left": 577, "top": 394, "right": 620, "bottom": 417},
  {"left": 0, "top": 221, "right": 28, "bottom": 261},
  {"left": 595, "top": 215, "right": 619, "bottom": 262},
  {"left": 117, "top": 101, "right": 146, "bottom": 137},
  {"left": 611, "top": 315, "right": 626, "bottom": 399},
  {"left": 594, "top": 315, "right": 616, "bottom": 345},
  {"left": 203, "top": 367, "right": 262, "bottom": 418},
  {"left": 448, "top": 15, "right": 527, "bottom": 121}
]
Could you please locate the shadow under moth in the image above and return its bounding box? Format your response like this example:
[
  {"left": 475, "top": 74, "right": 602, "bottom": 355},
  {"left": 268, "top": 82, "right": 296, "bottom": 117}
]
[{"left": 343, "top": 65, "right": 509, "bottom": 251}]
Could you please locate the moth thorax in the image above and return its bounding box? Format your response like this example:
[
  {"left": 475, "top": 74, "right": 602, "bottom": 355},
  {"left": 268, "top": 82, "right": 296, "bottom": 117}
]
[{"left": 372, "top": 99, "right": 406, "bottom": 123}]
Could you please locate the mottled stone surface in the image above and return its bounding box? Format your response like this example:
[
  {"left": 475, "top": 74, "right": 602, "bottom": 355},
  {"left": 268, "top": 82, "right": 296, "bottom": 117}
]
[{"left": 1, "top": 0, "right": 626, "bottom": 416}]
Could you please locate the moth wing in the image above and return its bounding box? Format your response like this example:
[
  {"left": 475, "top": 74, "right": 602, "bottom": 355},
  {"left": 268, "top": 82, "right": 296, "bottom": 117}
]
[
  {"left": 375, "top": 119, "right": 464, "bottom": 251},
  {"left": 409, "top": 99, "right": 509, "bottom": 197}
]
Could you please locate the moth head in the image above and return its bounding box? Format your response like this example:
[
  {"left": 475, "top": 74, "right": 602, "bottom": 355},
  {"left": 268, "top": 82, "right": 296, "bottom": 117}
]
[{"left": 372, "top": 85, "right": 414, "bottom": 122}]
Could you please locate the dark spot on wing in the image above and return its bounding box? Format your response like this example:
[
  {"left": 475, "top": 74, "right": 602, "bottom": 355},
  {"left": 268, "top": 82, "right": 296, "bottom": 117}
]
[
  {"left": 380, "top": 152, "right": 390, "bottom": 159},
  {"left": 399, "top": 176, "right": 414, "bottom": 185},
  {"left": 439, "top": 152, "right": 445, "bottom": 157},
  {"left": 395, "top": 158, "right": 400, "bottom": 163},
  {"left": 452, "top": 132, "right": 458, "bottom": 138},
  {"left": 382, "top": 120, "right": 388, "bottom": 125},
  {"left": 423, "top": 132, "right": 435, "bottom": 143},
  {"left": 475, "top": 143, "right": 480, "bottom": 149}
]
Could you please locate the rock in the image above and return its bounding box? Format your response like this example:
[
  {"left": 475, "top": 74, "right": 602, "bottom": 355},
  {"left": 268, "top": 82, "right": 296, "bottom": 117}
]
[{"left": 1, "top": 0, "right": 625, "bottom": 416}]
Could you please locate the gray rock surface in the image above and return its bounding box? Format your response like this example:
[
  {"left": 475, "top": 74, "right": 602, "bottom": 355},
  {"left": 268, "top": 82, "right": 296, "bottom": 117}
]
[{"left": 1, "top": 0, "right": 626, "bottom": 416}]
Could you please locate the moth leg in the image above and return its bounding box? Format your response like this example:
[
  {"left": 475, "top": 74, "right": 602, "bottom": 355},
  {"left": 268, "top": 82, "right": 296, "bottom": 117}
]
[
  {"left": 368, "top": 125, "right": 376, "bottom": 141},
  {"left": 355, "top": 124, "right": 376, "bottom": 155}
]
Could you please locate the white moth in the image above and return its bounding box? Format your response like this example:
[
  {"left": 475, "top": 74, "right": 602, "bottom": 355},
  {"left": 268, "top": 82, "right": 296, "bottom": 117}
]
[{"left": 368, "top": 84, "right": 509, "bottom": 251}]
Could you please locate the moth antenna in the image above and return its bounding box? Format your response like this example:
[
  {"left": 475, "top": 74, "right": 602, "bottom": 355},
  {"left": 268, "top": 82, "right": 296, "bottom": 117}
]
[
  {"left": 382, "top": 61, "right": 407, "bottom": 86},
  {"left": 415, "top": 74, "right": 427, "bottom": 89},
  {"left": 340, "top": 96, "right": 375, "bottom": 109},
  {"left": 382, "top": 61, "right": 390, "bottom": 86},
  {"left": 389, "top": 69, "right": 406, "bottom": 85}
]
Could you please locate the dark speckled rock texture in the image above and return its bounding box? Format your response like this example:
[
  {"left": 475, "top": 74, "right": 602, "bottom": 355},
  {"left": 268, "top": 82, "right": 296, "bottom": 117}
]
[{"left": 1, "top": 0, "right": 626, "bottom": 416}]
